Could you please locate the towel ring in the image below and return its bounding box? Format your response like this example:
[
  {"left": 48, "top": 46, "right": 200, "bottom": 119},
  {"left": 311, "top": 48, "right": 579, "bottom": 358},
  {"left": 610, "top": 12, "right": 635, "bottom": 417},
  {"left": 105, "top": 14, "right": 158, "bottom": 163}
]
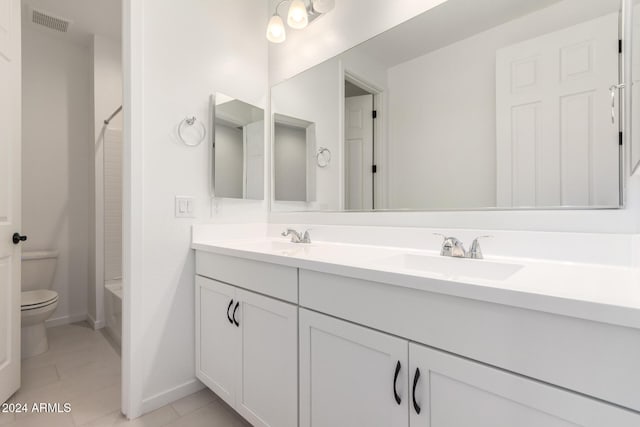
[
  {"left": 316, "top": 147, "right": 331, "bottom": 168},
  {"left": 178, "top": 116, "right": 206, "bottom": 146}
]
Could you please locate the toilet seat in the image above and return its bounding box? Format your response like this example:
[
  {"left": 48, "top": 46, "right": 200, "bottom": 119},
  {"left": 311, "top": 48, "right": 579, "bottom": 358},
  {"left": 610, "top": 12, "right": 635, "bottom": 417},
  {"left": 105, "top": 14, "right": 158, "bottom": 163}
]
[{"left": 21, "top": 290, "right": 58, "bottom": 311}]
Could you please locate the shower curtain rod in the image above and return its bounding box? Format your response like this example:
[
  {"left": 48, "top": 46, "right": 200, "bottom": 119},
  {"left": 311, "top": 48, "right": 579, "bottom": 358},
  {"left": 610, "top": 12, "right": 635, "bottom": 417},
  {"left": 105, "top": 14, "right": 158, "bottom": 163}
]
[{"left": 104, "top": 105, "right": 123, "bottom": 125}]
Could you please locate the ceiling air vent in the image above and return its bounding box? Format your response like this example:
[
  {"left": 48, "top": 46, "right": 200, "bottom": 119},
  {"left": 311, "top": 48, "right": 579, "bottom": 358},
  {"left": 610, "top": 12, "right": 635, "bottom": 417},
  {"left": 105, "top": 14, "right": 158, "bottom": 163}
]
[{"left": 31, "top": 8, "right": 71, "bottom": 33}]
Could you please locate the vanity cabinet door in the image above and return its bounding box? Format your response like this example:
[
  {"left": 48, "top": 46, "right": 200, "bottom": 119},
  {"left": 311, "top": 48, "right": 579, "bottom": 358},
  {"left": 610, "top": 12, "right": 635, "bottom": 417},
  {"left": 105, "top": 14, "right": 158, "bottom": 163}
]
[
  {"left": 300, "top": 309, "right": 409, "bottom": 427},
  {"left": 195, "top": 276, "right": 239, "bottom": 408},
  {"left": 409, "top": 343, "right": 640, "bottom": 427},
  {"left": 234, "top": 289, "right": 298, "bottom": 427}
]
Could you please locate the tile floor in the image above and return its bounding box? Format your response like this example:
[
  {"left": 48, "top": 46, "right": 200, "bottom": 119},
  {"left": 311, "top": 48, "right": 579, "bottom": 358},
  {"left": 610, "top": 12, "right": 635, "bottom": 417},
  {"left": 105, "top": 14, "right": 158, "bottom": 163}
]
[{"left": 1, "top": 322, "right": 249, "bottom": 427}]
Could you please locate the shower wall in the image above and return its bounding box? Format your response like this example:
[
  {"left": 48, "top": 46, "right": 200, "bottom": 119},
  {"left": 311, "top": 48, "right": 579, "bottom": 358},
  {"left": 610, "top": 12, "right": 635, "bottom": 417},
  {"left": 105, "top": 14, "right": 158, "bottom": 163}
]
[
  {"left": 89, "top": 35, "right": 122, "bottom": 328},
  {"left": 104, "top": 128, "right": 122, "bottom": 281}
]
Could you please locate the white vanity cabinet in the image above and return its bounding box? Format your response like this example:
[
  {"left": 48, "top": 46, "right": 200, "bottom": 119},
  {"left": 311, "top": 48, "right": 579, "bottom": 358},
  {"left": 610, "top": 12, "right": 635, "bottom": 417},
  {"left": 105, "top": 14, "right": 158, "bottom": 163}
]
[
  {"left": 195, "top": 275, "right": 298, "bottom": 427},
  {"left": 194, "top": 247, "right": 640, "bottom": 427},
  {"left": 299, "top": 308, "right": 409, "bottom": 427}
]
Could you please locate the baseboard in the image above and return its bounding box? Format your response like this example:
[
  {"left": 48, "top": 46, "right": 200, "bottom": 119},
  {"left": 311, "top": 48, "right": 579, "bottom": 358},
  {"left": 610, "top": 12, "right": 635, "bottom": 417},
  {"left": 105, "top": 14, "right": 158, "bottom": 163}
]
[
  {"left": 141, "top": 379, "right": 204, "bottom": 415},
  {"left": 45, "top": 313, "right": 88, "bottom": 328},
  {"left": 87, "top": 313, "right": 106, "bottom": 330}
]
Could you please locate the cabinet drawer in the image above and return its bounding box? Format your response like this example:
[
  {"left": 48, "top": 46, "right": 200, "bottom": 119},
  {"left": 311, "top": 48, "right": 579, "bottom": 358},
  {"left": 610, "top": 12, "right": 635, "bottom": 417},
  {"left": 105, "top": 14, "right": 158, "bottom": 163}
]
[
  {"left": 196, "top": 251, "right": 298, "bottom": 303},
  {"left": 409, "top": 343, "right": 640, "bottom": 426},
  {"left": 299, "top": 269, "right": 640, "bottom": 412}
]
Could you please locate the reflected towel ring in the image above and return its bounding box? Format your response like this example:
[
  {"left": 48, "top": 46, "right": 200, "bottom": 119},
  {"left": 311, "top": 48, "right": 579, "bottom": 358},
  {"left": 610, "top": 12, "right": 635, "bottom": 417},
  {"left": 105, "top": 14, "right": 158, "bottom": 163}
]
[
  {"left": 178, "top": 116, "right": 206, "bottom": 146},
  {"left": 315, "top": 147, "right": 332, "bottom": 167}
]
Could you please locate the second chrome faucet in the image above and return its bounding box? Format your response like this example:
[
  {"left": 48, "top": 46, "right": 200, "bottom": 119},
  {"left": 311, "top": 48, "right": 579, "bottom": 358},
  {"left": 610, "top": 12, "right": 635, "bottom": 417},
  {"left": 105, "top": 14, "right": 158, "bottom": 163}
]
[
  {"left": 282, "top": 228, "right": 311, "bottom": 244},
  {"left": 434, "top": 233, "right": 492, "bottom": 259}
]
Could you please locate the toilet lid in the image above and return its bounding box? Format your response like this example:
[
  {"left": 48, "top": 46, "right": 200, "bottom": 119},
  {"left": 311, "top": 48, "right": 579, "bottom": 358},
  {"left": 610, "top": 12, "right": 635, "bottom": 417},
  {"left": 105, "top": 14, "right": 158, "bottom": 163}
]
[{"left": 21, "top": 290, "right": 58, "bottom": 310}]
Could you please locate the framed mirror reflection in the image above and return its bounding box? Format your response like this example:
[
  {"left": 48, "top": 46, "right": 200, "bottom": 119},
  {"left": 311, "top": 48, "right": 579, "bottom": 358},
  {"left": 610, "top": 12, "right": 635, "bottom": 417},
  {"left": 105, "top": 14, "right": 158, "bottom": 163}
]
[
  {"left": 271, "top": 0, "right": 626, "bottom": 212},
  {"left": 211, "top": 93, "right": 265, "bottom": 200}
]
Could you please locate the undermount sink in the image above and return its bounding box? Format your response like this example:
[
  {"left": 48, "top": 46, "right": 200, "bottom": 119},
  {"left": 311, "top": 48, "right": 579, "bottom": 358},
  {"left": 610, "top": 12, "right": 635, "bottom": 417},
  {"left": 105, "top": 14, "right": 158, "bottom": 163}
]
[
  {"left": 379, "top": 253, "right": 523, "bottom": 281},
  {"left": 225, "top": 240, "right": 311, "bottom": 256}
]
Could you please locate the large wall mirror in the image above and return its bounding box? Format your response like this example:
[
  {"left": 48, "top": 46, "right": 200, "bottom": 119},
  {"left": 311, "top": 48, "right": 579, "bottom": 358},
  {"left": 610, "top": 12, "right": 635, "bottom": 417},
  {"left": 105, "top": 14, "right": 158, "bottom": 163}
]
[
  {"left": 632, "top": 0, "right": 640, "bottom": 174},
  {"left": 211, "top": 93, "right": 265, "bottom": 200},
  {"left": 271, "top": 0, "right": 626, "bottom": 212}
]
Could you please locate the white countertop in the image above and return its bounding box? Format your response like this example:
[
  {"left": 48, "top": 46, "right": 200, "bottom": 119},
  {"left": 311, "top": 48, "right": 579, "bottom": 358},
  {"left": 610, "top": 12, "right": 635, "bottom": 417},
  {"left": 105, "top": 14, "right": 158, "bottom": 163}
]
[{"left": 192, "top": 238, "right": 640, "bottom": 329}]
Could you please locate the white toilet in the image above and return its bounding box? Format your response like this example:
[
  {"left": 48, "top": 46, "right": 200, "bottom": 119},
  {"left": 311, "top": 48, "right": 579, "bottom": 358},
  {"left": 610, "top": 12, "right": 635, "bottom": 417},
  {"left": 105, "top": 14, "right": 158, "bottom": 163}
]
[{"left": 21, "top": 250, "right": 59, "bottom": 359}]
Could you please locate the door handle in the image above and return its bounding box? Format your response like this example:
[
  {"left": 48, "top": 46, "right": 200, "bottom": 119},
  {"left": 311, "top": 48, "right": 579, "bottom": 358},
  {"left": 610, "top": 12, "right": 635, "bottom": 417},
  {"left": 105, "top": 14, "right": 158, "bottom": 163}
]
[
  {"left": 412, "top": 367, "right": 421, "bottom": 414},
  {"left": 610, "top": 83, "right": 625, "bottom": 124},
  {"left": 227, "top": 300, "right": 234, "bottom": 324},
  {"left": 232, "top": 301, "right": 240, "bottom": 327},
  {"left": 393, "top": 360, "right": 402, "bottom": 405},
  {"left": 12, "top": 233, "right": 27, "bottom": 245}
]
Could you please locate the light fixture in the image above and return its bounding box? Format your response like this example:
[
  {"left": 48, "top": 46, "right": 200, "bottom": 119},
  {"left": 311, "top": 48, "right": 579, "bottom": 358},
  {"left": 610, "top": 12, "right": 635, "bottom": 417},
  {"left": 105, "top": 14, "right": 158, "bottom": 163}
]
[
  {"left": 266, "top": 0, "right": 334, "bottom": 43},
  {"left": 266, "top": 14, "right": 286, "bottom": 43},
  {"left": 287, "top": 0, "right": 308, "bottom": 29}
]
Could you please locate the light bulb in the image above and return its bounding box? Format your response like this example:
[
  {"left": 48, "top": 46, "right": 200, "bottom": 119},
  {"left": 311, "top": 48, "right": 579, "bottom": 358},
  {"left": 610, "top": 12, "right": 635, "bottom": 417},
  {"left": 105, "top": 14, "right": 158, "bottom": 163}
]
[
  {"left": 287, "top": 0, "right": 308, "bottom": 29},
  {"left": 266, "top": 14, "right": 286, "bottom": 43}
]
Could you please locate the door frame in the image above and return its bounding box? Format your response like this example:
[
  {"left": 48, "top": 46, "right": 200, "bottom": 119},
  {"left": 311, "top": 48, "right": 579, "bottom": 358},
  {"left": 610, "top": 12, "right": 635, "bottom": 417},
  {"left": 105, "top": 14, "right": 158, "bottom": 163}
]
[
  {"left": 340, "top": 65, "right": 386, "bottom": 210},
  {"left": 122, "top": 0, "right": 144, "bottom": 419}
]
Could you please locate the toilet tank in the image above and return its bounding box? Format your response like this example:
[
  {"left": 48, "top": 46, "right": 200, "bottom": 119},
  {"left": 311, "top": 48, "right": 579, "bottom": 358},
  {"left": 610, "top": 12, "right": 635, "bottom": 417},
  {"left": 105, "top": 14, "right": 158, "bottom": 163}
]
[{"left": 21, "top": 251, "right": 59, "bottom": 292}]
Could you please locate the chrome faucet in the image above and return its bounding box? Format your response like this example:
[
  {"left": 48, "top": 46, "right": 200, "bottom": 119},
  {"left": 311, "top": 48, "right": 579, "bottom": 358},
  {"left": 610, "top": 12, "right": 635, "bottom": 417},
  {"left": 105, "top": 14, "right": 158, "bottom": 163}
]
[
  {"left": 434, "top": 234, "right": 492, "bottom": 259},
  {"left": 437, "top": 235, "right": 467, "bottom": 258},
  {"left": 281, "top": 228, "right": 311, "bottom": 243}
]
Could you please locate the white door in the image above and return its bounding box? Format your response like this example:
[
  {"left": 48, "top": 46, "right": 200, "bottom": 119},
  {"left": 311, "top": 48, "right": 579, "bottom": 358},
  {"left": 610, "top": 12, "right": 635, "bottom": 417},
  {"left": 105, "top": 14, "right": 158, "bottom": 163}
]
[
  {"left": 409, "top": 343, "right": 640, "bottom": 426},
  {"left": 195, "top": 277, "right": 238, "bottom": 408},
  {"left": 299, "top": 309, "right": 408, "bottom": 427},
  {"left": 496, "top": 12, "right": 619, "bottom": 207},
  {"left": 235, "top": 289, "right": 297, "bottom": 427},
  {"left": 345, "top": 94, "right": 374, "bottom": 210},
  {"left": 0, "top": 0, "right": 21, "bottom": 404}
]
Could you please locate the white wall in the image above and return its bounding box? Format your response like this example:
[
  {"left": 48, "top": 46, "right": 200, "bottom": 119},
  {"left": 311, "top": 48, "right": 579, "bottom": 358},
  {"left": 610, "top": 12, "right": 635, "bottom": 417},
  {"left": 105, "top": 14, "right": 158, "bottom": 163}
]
[
  {"left": 22, "top": 25, "right": 91, "bottom": 325},
  {"left": 388, "top": 34, "right": 497, "bottom": 209},
  {"left": 124, "top": 0, "right": 268, "bottom": 417},
  {"left": 90, "top": 34, "right": 122, "bottom": 328}
]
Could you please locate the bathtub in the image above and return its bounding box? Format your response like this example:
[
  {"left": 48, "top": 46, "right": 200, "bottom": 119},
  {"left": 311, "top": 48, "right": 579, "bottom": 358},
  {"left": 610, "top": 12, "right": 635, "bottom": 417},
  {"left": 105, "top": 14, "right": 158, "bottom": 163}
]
[{"left": 104, "top": 280, "right": 122, "bottom": 350}]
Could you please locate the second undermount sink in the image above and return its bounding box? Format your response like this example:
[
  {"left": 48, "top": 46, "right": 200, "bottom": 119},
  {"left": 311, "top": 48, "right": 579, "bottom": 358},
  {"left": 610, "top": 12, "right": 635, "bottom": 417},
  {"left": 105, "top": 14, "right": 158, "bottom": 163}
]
[{"left": 379, "top": 253, "right": 523, "bottom": 281}]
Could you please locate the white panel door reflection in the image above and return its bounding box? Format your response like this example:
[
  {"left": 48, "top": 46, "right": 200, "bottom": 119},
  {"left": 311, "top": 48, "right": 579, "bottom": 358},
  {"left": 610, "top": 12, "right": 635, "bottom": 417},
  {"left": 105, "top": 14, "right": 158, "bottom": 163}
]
[{"left": 496, "top": 12, "right": 619, "bottom": 207}]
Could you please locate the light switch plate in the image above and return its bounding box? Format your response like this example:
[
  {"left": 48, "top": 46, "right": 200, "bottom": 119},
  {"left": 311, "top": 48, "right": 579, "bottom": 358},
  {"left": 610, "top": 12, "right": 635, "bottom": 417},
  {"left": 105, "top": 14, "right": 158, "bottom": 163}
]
[{"left": 175, "top": 196, "right": 195, "bottom": 218}]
